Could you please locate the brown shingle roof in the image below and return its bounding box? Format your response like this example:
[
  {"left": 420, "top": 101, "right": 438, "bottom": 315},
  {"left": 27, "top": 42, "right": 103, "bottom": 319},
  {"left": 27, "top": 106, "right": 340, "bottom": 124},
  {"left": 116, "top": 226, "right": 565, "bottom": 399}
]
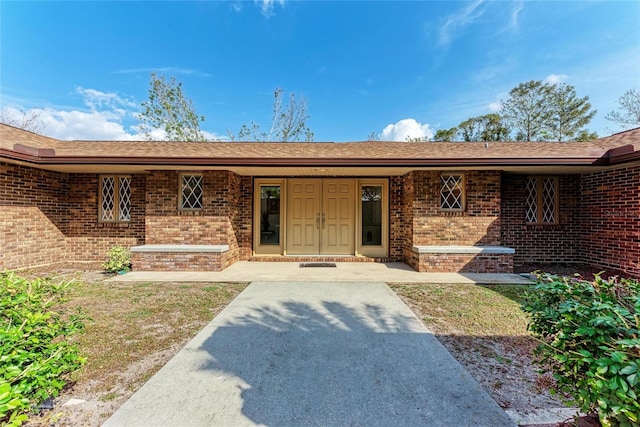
[{"left": 1, "top": 123, "right": 639, "bottom": 166}]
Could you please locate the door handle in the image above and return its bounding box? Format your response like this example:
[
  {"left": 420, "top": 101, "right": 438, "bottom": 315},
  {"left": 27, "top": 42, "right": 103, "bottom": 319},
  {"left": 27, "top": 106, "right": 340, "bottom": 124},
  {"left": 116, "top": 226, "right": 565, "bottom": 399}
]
[
  {"left": 316, "top": 213, "right": 320, "bottom": 229},
  {"left": 322, "top": 212, "right": 326, "bottom": 229}
]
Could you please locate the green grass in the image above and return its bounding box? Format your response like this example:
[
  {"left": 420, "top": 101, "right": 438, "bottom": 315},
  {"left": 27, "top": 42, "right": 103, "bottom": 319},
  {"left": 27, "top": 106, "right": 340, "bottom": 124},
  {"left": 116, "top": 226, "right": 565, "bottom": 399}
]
[
  {"left": 389, "top": 283, "right": 531, "bottom": 337},
  {"left": 60, "top": 280, "right": 247, "bottom": 393}
]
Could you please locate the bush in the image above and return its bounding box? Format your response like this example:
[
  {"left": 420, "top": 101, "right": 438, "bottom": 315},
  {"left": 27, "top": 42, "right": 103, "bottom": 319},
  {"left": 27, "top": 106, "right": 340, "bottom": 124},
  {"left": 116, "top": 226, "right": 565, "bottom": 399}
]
[
  {"left": 0, "top": 273, "right": 86, "bottom": 426},
  {"left": 522, "top": 273, "right": 640, "bottom": 426},
  {"left": 102, "top": 245, "right": 131, "bottom": 273}
]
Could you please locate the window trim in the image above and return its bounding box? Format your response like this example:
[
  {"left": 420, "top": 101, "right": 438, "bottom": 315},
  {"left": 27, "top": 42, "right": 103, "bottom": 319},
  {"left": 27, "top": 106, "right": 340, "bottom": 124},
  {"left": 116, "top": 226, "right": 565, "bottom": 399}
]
[
  {"left": 179, "top": 173, "right": 204, "bottom": 211},
  {"left": 525, "top": 176, "right": 559, "bottom": 225},
  {"left": 98, "top": 175, "right": 131, "bottom": 223},
  {"left": 439, "top": 173, "right": 466, "bottom": 212}
]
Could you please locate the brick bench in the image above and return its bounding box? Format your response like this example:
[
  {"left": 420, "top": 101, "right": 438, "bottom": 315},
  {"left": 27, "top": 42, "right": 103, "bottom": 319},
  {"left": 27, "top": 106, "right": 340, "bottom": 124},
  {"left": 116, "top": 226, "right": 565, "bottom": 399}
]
[
  {"left": 410, "top": 245, "right": 515, "bottom": 273},
  {"left": 130, "top": 244, "right": 231, "bottom": 271}
]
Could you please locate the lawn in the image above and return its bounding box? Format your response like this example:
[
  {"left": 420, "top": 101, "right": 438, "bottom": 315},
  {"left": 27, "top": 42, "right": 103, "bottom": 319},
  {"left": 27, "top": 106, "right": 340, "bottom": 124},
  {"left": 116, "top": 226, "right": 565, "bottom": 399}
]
[
  {"left": 390, "top": 283, "right": 530, "bottom": 337},
  {"left": 22, "top": 272, "right": 247, "bottom": 426},
  {"left": 390, "top": 283, "right": 564, "bottom": 412},
  {"left": 23, "top": 273, "right": 562, "bottom": 425}
]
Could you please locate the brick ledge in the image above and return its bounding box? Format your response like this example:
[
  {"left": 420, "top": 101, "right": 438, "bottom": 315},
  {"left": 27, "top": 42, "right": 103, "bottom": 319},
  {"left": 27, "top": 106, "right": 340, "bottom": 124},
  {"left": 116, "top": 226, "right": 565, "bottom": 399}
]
[
  {"left": 131, "top": 244, "right": 229, "bottom": 253},
  {"left": 412, "top": 245, "right": 515, "bottom": 254}
]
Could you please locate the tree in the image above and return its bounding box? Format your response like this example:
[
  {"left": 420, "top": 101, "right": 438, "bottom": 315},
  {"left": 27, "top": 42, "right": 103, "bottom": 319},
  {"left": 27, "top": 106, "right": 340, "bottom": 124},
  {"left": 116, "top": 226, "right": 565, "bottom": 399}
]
[
  {"left": 366, "top": 131, "right": 380, "bottom": 141},
  {"left": 0, "top": 107, "right": 46, "bottom": 134},
  {"left": 502, "top": 80, "right": 596, "bottom": 141},
  {"left": 574, "top": 129, "right": 598, "bottom": 142},
  {"left": 501, "top": 80, "right": 554, "bottom": 141},
  {"left": 457, "top": 114, "right": 510, "bottom": 142},
  {"left": 547, "top": 83, "right": 596, "bottom": 141},
  {"left": 405, "top": 136, "right": 430, "bottom": 142},
  {"left": 479, "top": 114, "right": 510, "bottom": 141},
  {"left": 605, "top": 88, "right": 640, "bottom": 129},
  {"left": 231, "top": 88, "right": 314, "bottom": 142},
  {"left": 458, "top": 117, "right": 482, "bottom": 142},
  {"left": 433, "top": 127, "right": 458, "bottom": 142},
  {"left": 138, "top": 73, "right": 207, "bottom": 142}
]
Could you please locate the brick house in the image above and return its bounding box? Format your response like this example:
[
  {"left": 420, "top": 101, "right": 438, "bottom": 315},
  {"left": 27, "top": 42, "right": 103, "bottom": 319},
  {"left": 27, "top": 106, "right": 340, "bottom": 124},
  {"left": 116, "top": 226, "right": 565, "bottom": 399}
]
[{"left": 1, "top": 123, "right": 639, "bottom": 277}]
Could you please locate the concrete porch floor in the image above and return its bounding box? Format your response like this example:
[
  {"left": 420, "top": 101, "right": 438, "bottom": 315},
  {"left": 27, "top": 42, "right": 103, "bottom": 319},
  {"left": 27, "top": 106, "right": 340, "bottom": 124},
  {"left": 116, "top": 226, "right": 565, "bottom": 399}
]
[{"left": 109, "top": 261, "right": 533, "bottom": 284}]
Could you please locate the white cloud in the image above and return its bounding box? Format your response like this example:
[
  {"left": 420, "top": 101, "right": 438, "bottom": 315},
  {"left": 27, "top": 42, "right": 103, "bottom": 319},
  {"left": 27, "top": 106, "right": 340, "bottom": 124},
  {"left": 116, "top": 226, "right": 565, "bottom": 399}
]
[
  {"left": 380, "top": 118, "right": 434, "bottom": 142},
  {"left": 2, "top": 89, "right": 224, "bottom": 141},
  {"left": 439, "top": 0, "right": 485, "bottom": 47},
  {"left": 510, "top": 2, "right": 524, "bottom": 30},
  {"left": 487, "top": 101, "right": 502, "bottom": 112},
  {"left": 256, "top": 0, "right": 285, "bottom": 17},
  {"left": 544, "top": 74, "right": 568, "bottom": 85}
]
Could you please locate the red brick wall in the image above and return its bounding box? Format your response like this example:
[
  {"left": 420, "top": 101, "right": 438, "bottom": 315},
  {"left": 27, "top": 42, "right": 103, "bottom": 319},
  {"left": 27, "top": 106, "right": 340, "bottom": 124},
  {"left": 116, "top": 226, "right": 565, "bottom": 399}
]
[
  {"left": 5, "top": 159, "right": 636, "bottom": 276},
  {"left": 1, "top": 163, "right": 144, "bottom": 269},
  {"left": 406, "top": 170, "right": 501, "bottom": 246},
  {"left": 132, "top": 251, "right": 233, "bottom": 272},
  {"left": 66, "top": 174, "right": 145, "bottom": 260},
  {"left": 389, "top": 176, "right": 405, "bottom": 261},
  {"left": 402, "top": 170, "right": 503, "bottom": 272},
  {"left": 401, "top": 172, "right": 416, "bottom": 264},
  {"left": 417, "top": 253, "right": 513, "bottom": 273},
  {"left": 144, "top": 170, "right": 252, "bottom": 265},
  {"left": 581, "top": 165, "right": 640, "bottom": 277},
  {"left": 1, "top": 163, "right": 69, "bottom": 269},
  {"left": 501, "top": 174, "right": 582, "bottom": 266}
]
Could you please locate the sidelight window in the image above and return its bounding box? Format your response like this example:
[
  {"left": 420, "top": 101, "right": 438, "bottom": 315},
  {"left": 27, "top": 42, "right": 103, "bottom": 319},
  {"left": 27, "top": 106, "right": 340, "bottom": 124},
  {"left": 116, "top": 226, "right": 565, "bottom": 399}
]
[
  {"left": 361, "top": 186, "right": 383, "bottom": 246},
  {"left": 260, "top": 185, "right": 281, "bottom": 245}
]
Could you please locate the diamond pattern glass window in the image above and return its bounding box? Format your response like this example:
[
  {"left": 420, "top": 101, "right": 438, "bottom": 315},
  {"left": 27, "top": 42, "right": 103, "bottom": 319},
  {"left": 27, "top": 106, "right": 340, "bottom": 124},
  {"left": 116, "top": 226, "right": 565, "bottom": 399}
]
[
  {"left": 525, "top": 178, "right": 538, "bottom": 223},
  {"left": 118, "top": 177, "right": 131, "bottom": 221},
  {"left": 440, "top": 174, "right": 464, "bottom": 211},
  {"left": 99, "top": 175, "right": 131, "bottom": 222},
  {"left": 180, "top": 174, "right": 203, "bottom": 209},
  {"left": 526, "top": 176, "right": 558, "bottom": 224}
]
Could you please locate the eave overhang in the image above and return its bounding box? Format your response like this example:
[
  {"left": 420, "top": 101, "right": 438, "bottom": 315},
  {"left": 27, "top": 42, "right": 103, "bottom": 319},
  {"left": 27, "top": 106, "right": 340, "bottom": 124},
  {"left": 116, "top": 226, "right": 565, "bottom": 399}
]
[{"left": 2, "top": 141, "right": 638, "bottom": 175}]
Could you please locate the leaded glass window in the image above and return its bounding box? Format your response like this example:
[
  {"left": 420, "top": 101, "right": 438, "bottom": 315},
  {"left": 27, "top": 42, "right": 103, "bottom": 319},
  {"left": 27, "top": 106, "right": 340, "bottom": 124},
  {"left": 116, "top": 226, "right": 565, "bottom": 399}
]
[
  {"left": 118, "top": 177, "right": 131, "bottom": 221},
  {"left": 526, "top": 176, "right": 558, "bottom": 224},
  {"left": 440, "top": 174, "right": 464, "bottom": 211},
  {"left": 99, "top": 175, "right": 131, "bottom": 222},
  {"left": 180, "top": 174, "right": 203, "bottom": 209},
  {"left": 525, "top": 178, "right": 538, "bottom": 223}
]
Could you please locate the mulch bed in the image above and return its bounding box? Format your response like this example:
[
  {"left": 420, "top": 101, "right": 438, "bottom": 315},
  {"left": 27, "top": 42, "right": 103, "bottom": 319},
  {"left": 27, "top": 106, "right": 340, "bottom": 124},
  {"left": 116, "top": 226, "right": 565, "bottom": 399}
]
[{"left": 515, "top": 263, "right": 629, "bottom": 280}]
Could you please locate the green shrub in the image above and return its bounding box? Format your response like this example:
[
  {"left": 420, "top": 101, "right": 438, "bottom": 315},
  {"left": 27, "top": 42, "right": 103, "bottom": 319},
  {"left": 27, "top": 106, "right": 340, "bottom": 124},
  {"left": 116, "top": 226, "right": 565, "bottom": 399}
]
[
  {"left": 522, "top": 273, "right": 640, "bottom": 426},
  {"left": 0, "top": 273, "right": 86, "bottom": 426},
  {"left": 102, "top": 245, "right": 131, "bottom": 273}
]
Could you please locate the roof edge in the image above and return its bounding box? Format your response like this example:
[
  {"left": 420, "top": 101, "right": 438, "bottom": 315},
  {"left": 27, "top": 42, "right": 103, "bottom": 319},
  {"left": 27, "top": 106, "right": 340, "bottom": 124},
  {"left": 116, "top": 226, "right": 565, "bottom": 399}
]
[{"left": 0, "top": 150, "right": 608, "bottom": 167}]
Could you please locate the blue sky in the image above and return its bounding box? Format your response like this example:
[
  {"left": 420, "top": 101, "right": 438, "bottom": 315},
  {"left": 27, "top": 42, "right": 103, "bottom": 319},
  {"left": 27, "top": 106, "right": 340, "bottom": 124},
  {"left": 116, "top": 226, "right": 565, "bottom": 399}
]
[{"left": 1, "top": 0, "right": 639, "bottom": 141}]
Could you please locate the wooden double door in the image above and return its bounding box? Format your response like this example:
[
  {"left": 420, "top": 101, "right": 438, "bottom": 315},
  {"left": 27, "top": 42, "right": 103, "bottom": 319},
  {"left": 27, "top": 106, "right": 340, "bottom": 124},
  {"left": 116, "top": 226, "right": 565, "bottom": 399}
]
[{"left": 286, "top": 179, "right": 355, "bottom": 255}]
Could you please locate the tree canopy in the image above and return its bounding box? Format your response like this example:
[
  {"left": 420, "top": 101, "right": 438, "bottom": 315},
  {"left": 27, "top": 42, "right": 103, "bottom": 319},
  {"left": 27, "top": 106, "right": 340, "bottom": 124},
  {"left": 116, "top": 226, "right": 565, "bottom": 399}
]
[
  {"left": 230, "top": 88, "right": 314, "bottom": 142},
  {"left": 501, "top": 80, "right": 555, "bottom": 141},
  {"left": 545, "top": 83, "right": 596, "bottom": 141},
  {"left": 605, "top": 88, "right": 640, "bottom": 130},
  {"left": 0, "top": 108, "right": 46, "bottom": 134},
  {"left": 138, "top": 73, "right": 207, "bottom": 142},
  {"left": 500, "top": 80, "right": 597, "bottom": 141}
]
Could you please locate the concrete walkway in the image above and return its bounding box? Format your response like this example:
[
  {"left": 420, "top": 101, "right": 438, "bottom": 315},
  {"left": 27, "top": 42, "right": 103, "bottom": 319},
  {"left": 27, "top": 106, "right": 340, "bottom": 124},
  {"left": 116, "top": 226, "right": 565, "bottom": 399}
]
[
  {"left": 110, "top": 261, "right": 533, "bottom": 284},
  {"left": 104, "top": 281, "right": 515, "bottom": 427}
]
